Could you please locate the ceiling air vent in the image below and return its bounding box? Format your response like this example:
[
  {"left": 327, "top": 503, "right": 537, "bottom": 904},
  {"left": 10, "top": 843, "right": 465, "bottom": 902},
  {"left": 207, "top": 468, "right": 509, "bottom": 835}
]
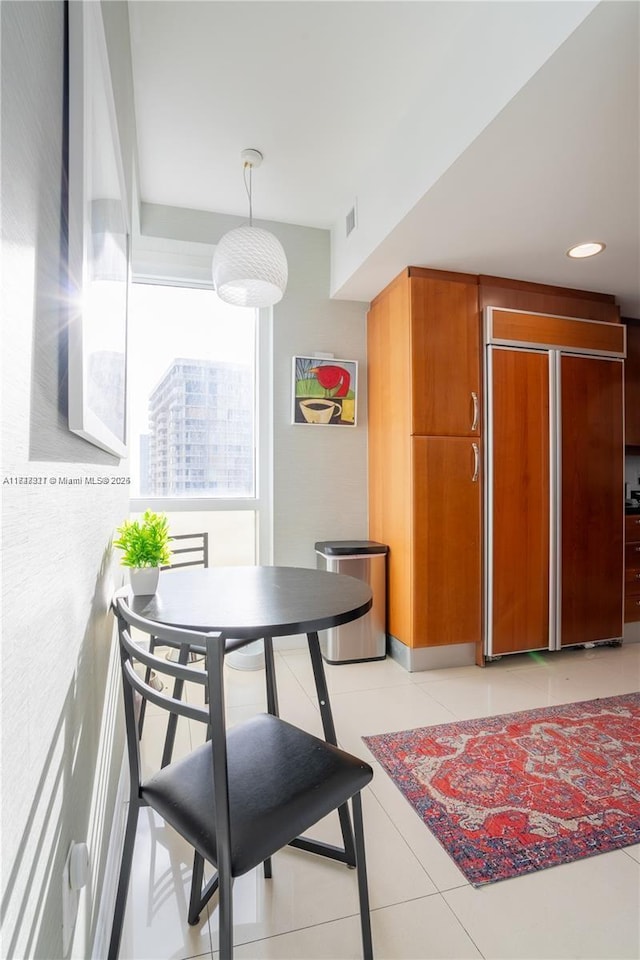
[{"left": 345, "top": 203, "right": 357, "bottom": 238}]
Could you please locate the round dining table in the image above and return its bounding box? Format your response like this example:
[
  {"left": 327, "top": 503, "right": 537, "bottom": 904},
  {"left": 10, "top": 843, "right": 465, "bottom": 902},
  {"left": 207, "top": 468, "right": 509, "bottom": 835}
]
[
  {"left": 131, "top": 564, "right": 372, "bottom": 641},
  {"left": 130, "top": 564, "right": 373, "bottom": 866}
]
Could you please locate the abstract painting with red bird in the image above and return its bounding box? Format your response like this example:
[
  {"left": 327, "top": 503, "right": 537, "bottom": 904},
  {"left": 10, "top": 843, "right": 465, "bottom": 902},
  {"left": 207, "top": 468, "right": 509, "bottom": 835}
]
[{"left": 293, "top": 356, "right": 358, "bottom": 426}]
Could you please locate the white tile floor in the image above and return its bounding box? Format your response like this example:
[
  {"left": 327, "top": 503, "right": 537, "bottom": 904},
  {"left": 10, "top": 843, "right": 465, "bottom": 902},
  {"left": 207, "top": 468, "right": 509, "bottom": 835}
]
[{"left": 118, "top": 641, "right": 640, "bottom": 960}]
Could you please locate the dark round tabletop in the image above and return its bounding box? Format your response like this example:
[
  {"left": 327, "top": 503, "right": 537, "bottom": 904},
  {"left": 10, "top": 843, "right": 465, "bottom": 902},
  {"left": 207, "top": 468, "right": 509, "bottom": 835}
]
[{"left": 130, "top": 565, "right": 373, "bottom": 639}]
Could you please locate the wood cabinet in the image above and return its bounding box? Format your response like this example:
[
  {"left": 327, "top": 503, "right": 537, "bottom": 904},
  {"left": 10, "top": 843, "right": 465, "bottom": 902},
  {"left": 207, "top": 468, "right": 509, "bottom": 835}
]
[
  {"left": 368, "top": 267, "right": 624, "bottom": 667},
  {"left": 367, "top": 268, "right": 481, "bottom": 656},
  {"left": 624, "top": 320, "right": 640, "bottom": 446},
  {"left": 479, "top": 275, "right": 620, "bottom": 324},
  {"left": 625, "top": 515, "right": 640, "bottom": 622},
  {"left": 410, "top": 271, "right": 480, "bottom": 436},
  {"left": 413, "top": 437, "right": 482, "bottom": 647}
]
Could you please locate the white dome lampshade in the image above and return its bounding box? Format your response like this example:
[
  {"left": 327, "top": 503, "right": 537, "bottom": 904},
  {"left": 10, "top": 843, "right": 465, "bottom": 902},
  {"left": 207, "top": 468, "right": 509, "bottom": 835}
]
[
  {"left": 212, "top": 148, "right": 288, "bottom": 308},
  {"left": 212, "top": 224, "right": 288, "bottom": 307}
]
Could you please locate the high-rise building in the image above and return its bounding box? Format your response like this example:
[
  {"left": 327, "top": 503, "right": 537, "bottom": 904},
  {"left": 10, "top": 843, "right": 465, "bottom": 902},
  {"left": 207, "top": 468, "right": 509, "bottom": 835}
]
[
  {"left": 139, "top": 433, "right": 150, "bottom": 496},
  {"left": 148, "top": 358, "right": 253, "bottom": 496}
]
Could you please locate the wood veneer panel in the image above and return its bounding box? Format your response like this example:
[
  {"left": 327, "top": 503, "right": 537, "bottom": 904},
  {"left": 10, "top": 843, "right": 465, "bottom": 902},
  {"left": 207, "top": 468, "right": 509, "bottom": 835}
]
[
  {"left": 626, "top": 544, "right": 640, "bottom": 569},
  {"left": 490, "top": 348, "right": 550, "bottom": 654},
  {"left": 367, "top": 275, "right": 414, "bottom": 646},
  {"left": 624, "top": 321, "right": 640, "bottom": 445},
  {"left": 626, "top": 514, "right": 640, "bottom": 541},
  {"left": 412, "top": 437, "right": 482, "bottom": 647},
  {"left": 490, "top": 310, "right": 625, "bottom": 355},
  {"left": 624, "top": 596, "right": 640, "bottom": 621},
  {"left": 479, "top": 276, "right": 619, "bottom": 323},
  {"left": 625, "top": 565, "right": 640, "bottom": 594},
  {"left": 560, "top": 355, "right": 624, "bottom": 645},
  {"left": 408, "top": 266, "right": 478, "bottom": 284},
  {"left": 410, "top": 276, "right": 480, "bottom": 436}
]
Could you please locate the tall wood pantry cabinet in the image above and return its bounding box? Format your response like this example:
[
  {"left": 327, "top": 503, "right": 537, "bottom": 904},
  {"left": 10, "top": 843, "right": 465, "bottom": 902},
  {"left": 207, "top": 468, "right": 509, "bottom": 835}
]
[
  {"left": 368, "top": 268, "right": 625, "bottom": 668},
  {"left": 367, "top": 268, "right": 482, "bottom": 667}
]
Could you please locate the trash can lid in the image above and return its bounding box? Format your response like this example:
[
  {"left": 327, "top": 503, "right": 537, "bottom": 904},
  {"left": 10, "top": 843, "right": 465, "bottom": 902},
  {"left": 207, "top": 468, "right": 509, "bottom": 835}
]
[{"left": 314, "top": 540, "right": 388, "bottom": 556}]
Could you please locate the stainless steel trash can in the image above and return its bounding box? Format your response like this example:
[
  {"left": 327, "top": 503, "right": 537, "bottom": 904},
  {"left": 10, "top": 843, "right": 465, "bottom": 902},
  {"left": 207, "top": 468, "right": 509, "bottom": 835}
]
[{"left": 315, "top": 540, "right": 387, "bottom": 663}]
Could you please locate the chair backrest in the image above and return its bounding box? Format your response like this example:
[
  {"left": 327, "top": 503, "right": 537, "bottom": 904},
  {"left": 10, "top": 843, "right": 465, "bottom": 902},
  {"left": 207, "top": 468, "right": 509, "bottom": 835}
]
[
  {"left": 163, "top": 532, "right": 209, "bottom": 570},
  {"left": 113, "top": 594, "right": 232, "bottom": 856}
]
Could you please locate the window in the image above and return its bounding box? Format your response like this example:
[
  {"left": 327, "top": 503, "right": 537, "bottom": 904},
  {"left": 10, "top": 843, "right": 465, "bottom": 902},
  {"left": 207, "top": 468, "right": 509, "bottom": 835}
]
[
  {"left": 127, "top": 279, "right": 272, "bottom": 566},
  {"left": 128, "top": 283, "right": 256, "bottom": 499}
]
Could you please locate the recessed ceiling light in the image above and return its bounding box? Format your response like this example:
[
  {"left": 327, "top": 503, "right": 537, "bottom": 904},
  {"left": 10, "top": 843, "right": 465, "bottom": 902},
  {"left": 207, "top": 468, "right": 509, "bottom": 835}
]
[{"left": 566, "top": 241, "right": 606, "bottom": 259}]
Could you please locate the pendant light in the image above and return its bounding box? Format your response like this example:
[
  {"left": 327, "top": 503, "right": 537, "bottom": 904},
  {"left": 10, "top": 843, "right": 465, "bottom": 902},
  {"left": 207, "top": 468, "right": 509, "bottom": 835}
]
[{"left": 212, "top": 148, "right": 288, "bottom": 307}]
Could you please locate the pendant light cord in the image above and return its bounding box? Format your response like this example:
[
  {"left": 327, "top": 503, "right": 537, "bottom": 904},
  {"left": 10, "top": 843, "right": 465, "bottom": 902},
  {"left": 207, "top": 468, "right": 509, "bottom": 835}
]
[{"left": 243, "top": 162, "right": 253, "bottom": 226}]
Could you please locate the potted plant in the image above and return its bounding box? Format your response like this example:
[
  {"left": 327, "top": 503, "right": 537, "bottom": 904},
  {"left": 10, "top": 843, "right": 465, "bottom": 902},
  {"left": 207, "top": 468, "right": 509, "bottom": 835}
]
[{"left": 113, "top": 510, "right": 172, "bottom": 595}]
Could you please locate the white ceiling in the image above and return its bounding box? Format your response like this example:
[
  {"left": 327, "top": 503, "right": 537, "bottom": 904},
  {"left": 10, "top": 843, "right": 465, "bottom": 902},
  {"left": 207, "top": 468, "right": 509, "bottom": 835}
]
[{"left": 128, "top": 1, "right": 640, "bottom": 316}]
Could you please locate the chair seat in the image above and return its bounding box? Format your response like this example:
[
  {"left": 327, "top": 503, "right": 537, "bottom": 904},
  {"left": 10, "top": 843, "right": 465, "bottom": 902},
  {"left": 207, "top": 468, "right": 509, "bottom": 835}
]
[{"left": 141, "top": 713, "right": 373, "bottom": 877}]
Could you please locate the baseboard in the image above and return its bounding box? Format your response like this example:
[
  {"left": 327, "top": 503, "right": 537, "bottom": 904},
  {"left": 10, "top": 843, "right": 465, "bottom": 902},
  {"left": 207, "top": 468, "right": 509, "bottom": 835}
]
[
  {"left": 91, "top": 749, "right": 128, "bottom": 960},
  {"left": 77, "top": 620, "right": 130, "bottom": 960},
  {"left": 388, "top": 635, "right": 476, "bottom": 672}
]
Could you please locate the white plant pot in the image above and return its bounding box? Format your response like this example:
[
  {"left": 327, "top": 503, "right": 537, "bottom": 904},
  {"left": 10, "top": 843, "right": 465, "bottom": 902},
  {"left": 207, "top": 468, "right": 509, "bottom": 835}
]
[{"left": 129, "top": 566, "right": 160, "bottom": 596}]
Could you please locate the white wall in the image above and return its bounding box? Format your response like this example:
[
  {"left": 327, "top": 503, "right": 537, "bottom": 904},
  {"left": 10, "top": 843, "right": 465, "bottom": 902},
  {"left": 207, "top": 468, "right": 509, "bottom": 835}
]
[
  {"left": 136, "top": 205, "right": 370, "bottom": 569},
  {"left": 1, "top": 2, "right": 132, "bottom": 956},
  {"left": 271, "top": 227, "right": 369, "bottom": 567}
]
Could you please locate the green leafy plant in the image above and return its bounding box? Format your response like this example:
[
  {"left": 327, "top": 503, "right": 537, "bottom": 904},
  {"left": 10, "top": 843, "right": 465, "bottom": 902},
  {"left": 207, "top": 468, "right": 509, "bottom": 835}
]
[{"left": 113, "top": 510, "right": 172, "bottom": 568}]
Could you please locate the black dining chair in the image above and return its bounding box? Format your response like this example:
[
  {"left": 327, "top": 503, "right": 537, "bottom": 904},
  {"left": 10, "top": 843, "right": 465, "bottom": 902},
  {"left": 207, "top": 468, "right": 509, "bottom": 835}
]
[
  {"left": 161, "top": 531, "right": 209, "bottom": 570},
  {"left": 110, "top": 595, "right": 374, "bottom": 960},
  {"left": 137, "top": 532, "right": 279, "bottom": 768},
  {"left": 137, "top": 532, "right": 210, "bottom": 739},
  {"left": 162, "top": 532, "right": 209, "bottom": 665}
]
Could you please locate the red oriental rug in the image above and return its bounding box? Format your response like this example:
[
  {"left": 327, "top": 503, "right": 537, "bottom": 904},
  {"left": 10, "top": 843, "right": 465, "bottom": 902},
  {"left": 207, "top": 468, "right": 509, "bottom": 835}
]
[{"left": 363, "top": 693, "right": 640, "bottom": 886}]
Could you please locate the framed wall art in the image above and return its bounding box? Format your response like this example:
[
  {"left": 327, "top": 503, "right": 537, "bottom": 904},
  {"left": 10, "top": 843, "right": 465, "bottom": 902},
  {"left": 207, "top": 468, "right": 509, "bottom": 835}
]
[
  {"left": 67, "top": 1, "right": 130, "bottom": 457},
  {"left": 292, "top": 356, "right": 358, "bottom": 426}
]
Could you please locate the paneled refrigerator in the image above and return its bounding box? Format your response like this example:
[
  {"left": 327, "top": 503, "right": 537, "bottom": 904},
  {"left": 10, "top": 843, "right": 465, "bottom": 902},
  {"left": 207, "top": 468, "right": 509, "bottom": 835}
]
[{"left": 484, "top": 308, "right": 625, "bottom": 658}]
